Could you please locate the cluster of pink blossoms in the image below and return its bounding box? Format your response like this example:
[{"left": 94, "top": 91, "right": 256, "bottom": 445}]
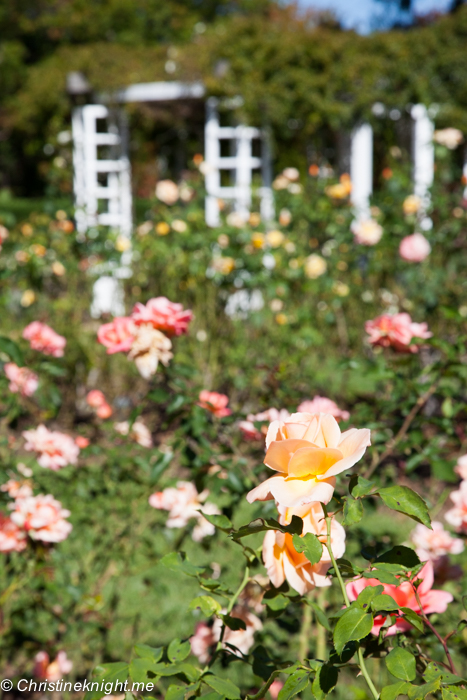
[
  {"left": 444, "top": 455, "right": 467, "bottom": 533},
  {"left": 97, "top": 296, "right": 192, "bottom": 379},
  {"left": 22, "top": 425, "right": 80, "bottom": 470},
  {"left": 191, "top": 608, "right": 263, "bottom": 662},
  {"left": 22, "top": 321, "right": 66, "bottom": 357},
  {"left": 0, "top": 481, "right": 72, "bottom": 552},
  {"left": 365, "top": 312, "right": 431, "bottom": 353},
  {"left": 86, "top": 390, "right": 113, "bottom": 419},
  {"left": 198, "top": 390, "right": 232, "bottom": 418},
  {"left": 4, "top": 362, "right": 39, "bottom": 397},
  {"left": 247, "top": 412, "right": 371, "bottom": 595},
  {"left": 149, "top": 481, "right": 220, "bottom": 542}
]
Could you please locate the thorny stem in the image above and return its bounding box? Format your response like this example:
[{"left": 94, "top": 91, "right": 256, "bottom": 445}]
[
  {"left": 412, "top": 586, "right": 457, "bottom": 675},
  {"left": 322, "top": 504, "right": 380, "bottom": 700}
]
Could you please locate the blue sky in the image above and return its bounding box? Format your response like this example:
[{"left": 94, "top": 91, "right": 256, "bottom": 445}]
[{"left": 296, "top": 0, "right": 453, "bottom": 33}]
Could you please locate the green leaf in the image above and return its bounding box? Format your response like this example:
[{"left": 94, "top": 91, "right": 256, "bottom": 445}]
[
  {"left": 363, "top": 569, "right": 400, "bottom": 586},
  {"left": 220, "top": 614, "right": 247, "bottom": 631},
  {"left": 201, "top": 513, "right": 232, "bottom": 530},
  {"left": 423, "top": 662, "right": 466, "bottom": 685},
  {"left": 150, "top": 450, "right": 173, "bottom": 484},
  {"left": 161, "top": 552, "right": 206, "bottom": 578},
  {"left": 381, "top": 681, "right": 412, "bottom": 700},
  {"left": 168, "top": 639, "right": 192, "bottom": 663},
  {"left": 312, "top": 664, "right": 338, "bottom": 700},
  {"left": 349, "top": 475, "right": 376, "bottom": 498},
  {"left": 204, "top": 676, "right": 241, "bottom": 699},
  {"left": 292, "top": 532, "right": 323, "bottom": 564},
  {"left": 355, "top": 585, "right": 384, "bottom": 609},
  {"left": 153, "top": 663, "right": 200, "bottom": 681},
  {"left": 264, "top": 593, "right": 290, "bottom": 612},
  {"left": 442, "top": 687, "right": 467, "bottom": 700},
  {"left": 129, "top": 657, "right": 156, "bottom": 684},
  {"left": 342, "top": 498, "right": 364, "bottom": 526},
  {"left": 333, "top": 607, "right": 373, "bottom": 654},
  {"left": 378, "top": 486, "right": 431, "bottom": 528},
  {"left": 385, "top": 648, "right": 416, "bottom": 682},
  {"left": 376, "top": 547, "right": 421, "bottom": 569},
  {"left": 190, "top": 596, "right": 222, "bottom": 617},
  {"left": 134, "top": 644, "right": 163, "bottom": 663},
  {"left": 400, "top": 608, "right": 425, "bottom": 633},
  {"left": 165, "top": 684, "right": 187, "bottom": 700},
  {"left": 372, "top": 594, "right": 400, "bottom": 613},
  {"left": 0, "top": 336, "right": 24, "bottom": 365},
  {"left": 277, "top": 670, "right": 310, "bottom": 700},
  {"left": 84, "top": 663, "right": 129, "bottom": 700},
  {"left": 407, "top": 679, "right": 441, "bottom": 700},
  {"left": 308, "top": 600, "right": 331, "bottom": 631},
  {"left": 231, "top": 515, "right": 302, "bottom": 541}
]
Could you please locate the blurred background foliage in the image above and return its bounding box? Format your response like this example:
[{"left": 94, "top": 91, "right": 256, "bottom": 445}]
[{"left": 1, "top": 1, "right": 467, "bottom": 195}]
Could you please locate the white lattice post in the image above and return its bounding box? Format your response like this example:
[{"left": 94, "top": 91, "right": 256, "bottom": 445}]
[
  {"left": 411, "top": 104, "right": 434, "bottom": 211},
  {"left": 260, "top": 128, "right": 274, "bottom": 223},
  {"left": 350, "top": 123, "right": 373, "bottom": 219},
  {"left": 235, "top": 126, "right": 253, "bottom": 220},
  {"left": 205, "top": 98, "right": 221, "bottom": 227}
]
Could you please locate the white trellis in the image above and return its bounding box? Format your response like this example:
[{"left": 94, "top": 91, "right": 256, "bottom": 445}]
[
  {"left": 348, "top": 104, "right": 435, "bottom": 219},
  {"left": 204, "top": 98, "right": 274, "bottom": 227},
  {"left": 72, "top": 104, "right": 132, "bottom": 317}
]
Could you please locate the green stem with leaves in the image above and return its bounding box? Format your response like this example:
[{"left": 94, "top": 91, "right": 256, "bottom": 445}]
[{"left": 322, "top": 504, "right": 380, "bottom": 700}]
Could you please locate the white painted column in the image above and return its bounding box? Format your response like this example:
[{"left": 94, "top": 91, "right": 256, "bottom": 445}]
[
  {"left": 235, "top": 126, "right": 252, "bottom": 220},
  {"left": 411, "top": 104, "right": 434, "bottom": 210},
  {"left": 205, "top": 98, "right": 221, "bottom": 227},
  {"left": 350, "top": 123, "right": 373, "bottom": 219}
]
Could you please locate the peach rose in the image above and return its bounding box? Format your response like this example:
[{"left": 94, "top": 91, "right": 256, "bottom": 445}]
[
  {"left": 399, "top": 233, "right": 431, "bottom": 262},
  {"left": 127, "top": 325, "right": 173, "bottom": 379},
  {"left": 198, "top": 390, "right": 232, "bottom": 418},
  {"left": 346, "top": 562, "right": 453, "bottom": 636},
  {"left": 365, "top": 313, "right": 431, "bottom": 353},
  {"left": 239, "top": 409, "right": 292, "bottom": 441},
  {"left": 351, "top": 219, "right": 383, "bottom": 246},
  {"left": 0, "top": 513, "right": 27, "bottom": 552},
  {"left": 97, "top": 317, "right": 135, "bottom": 354},
  {"left": 433, "top": 128, "right": 464, "bottom": 149},
  {"left": 247, "top": 412, "right": 371, "bottom": 508},
  {"left": 86, "top": 390, "right": 106, "bottom": 408},
  {"left": 263, "top": 503, "right": 346, "bottom": 595},
  {"left": 75, "top": 436, "right": 90, "bottom": 449},
  {"left": 155, "top": 179, "right": 179, "bottom": 205},
  {"left": 297, "top": 397, "right": 349, "bottom": 422},
  {"left": 34, "top": 651, "right": 73, "bottom": 681},
  {"left": 22, "top": 322, "right": 66, "bottom": 357},
  {"left": 411, "top": 521, "right": 464, "bottom": 562},
  {"left": 403, "top": 195, "right": 421, "bottom": 216},
  {"left": 10, "top": 494, "right": 72, "bottom": 543},
  {"left": 22, "top": 425, "right": 80, "bottom": 470},
  {"left": 445, "top": 481, "right": 467, "bottom": 533},
  {"left": 96, "top": 403, "right": 113, "bottom": 419},
  {"left": 131, "top": 297, "right": 193, "bottom": 336},
  {"left": 1, "top": 479, "right": 33, "bottom": 499},
  {"left": 4, "top": 363, "right": 39, "bottom": 397}
]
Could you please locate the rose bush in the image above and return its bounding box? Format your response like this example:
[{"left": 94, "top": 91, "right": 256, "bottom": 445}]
[{"left": 0, "top": 148, "right": 466, "bottom": 698}]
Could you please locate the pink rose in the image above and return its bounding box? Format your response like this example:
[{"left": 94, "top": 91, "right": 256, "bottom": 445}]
[
  {"left": 10, "top": 494, "right": 72, "bottom": 543},
  {"left": 22, "top": 322, "right": 66, "bottom": 357},
  {"left": 114, "top": 420, "right": 153, "bottom": 447},
  {"left": 346, "top": 562, "right": 453, "bottom": 636},
  {"left": 0, "top": 513, "right": 27, "bottom": 552},
  {"left": 4, "top": 363, "right": 39, "bottom": 397},
  {"left": 22, "top": 425, "right": 80, "bottom": 470},
  {"left": 238, "top": 420, "right": 263, "bottom": 441},
  {"left": 75, "top": 436, "right": 90, "bottom": 449},
  {"left": 411, "top": 521, "right": 464, "bottom": 562},
  {"left": 399, "top": 233, "right": 431, "bottom": 262},
  {"left": 0, "top": 479, "right": 33, "bottom": 499},
  {"left": 263, "top": 503, "right": 345, "bottom": 595},
  {"left": 247, "top": 412, "right": 371, "bottom": 508},
  {"left": 365, "top": 313, "right": 432, "bottom": 353},
  {"left": 445, "top": 481, "right": 467, "bottom": 533},
  {"left": 351, "top": 219, "right": 383, "bottom": 246},
  {"left": 97, "top": 317, "right": 135, "bottom": 354},
  {"left": 297, "top": 396, "right": 349, "bottom": 421},
  {"left": 34, "top": 651, "right": 73, "bottom": 681},
  {"left": 131, "top": 297, "right": 193, "bottom": 336},
  {"left": 198, "top": 390, "right": 232, "bottom": 417},
  {"left": 86, "top": 390, "right": 106, "bottom": 408},
  {"left": 149, "top": 480, "right": 219, "bottom": 541},
  {"left": 454, "top": 454, "right": 467, "bottom": 480},
  {"left": 96, "top": 402, "right": 113, "bottom": 419}
]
